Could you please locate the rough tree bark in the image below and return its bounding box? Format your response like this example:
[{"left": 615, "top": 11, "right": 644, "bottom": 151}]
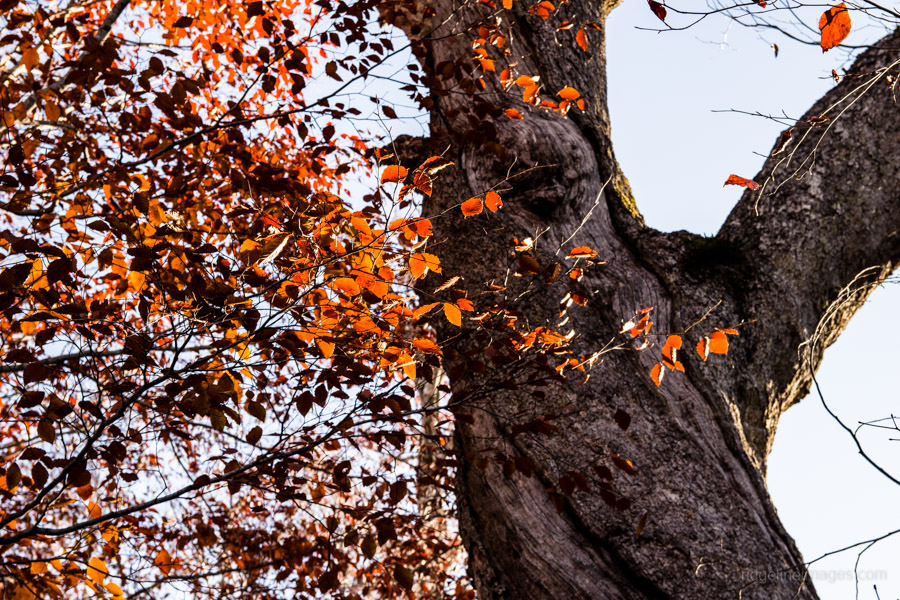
[{"left": 399, "top": 1, "right": 900, "bottom": 598}]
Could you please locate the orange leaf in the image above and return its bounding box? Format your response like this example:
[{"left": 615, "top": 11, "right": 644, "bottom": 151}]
[
  {"left": 413, "top": 302, "right": 440, "bottom": 319},
  {"left": 87, "top": 557, "right": 108, "bottom": 584},
  {"left": 154, "top": 549, "right": 173, "bottom": 576},
  {"left": 819, "top": 3, "right": 851, "bottom": 52},
  {"left": 505, "top": 108, "right": 524, "bottom": 120},
  {"left": 380, "top": 165, "right": 408, "bottom": 184},
  {"left": 485, "top": 191, "right": 503, "bottom": 212},
  {"left": 409, "top": 253, "right": 441, "bottom": 279},
  {"left": 316, "top": 339, "right": 335, "bottom": 359},
  {"left": 503, "top": 0, "right": 513, "bottom": 8},
  {"left": 665, "top": 334, "right": 682, "bottom": 349},
  {"left": 723, "top": 174, "right": 759, "bottom": 190},
  {"left": 558, "top": 86, "right": 580, "bottom": 101},
  {"left": 461, "top": 197, "right": 483, "bottom": 217},
  {"left": 443, "top": 302, "right": 462, "bottom": 326},
  {"left": 515, "top": 74, "right": 538, "bottom": 87},
  {"left": 696, "top": 338, "right": 709, "bottom": 361},
  {"left": 576, "top": 28, "right": 588, "bottom": 51},
  {"left": 333, "top": 277, "right": 360, "bottom": 296},
  {"left": 708, "top": 331, "right": 729, "bottom": 354},
  {"left": 650, "top": 363, "right": 664, "bottom": 386},
  {"left": 457, "top": 298, "right": 474, "bottom": 311},
  {"left": 567, "top": 246, "right": 598, "bottom": 259}
]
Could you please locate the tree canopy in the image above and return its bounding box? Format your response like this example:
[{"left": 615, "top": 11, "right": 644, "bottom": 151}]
[{"left": 2, "top": 0, "right": 899, "bottom": 598}]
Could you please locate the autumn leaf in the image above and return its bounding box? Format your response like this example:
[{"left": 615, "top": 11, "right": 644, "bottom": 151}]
[
  {"left": 412, "top": 338, "right": 441, "bottom": 354},
  {"left": 558, "top": 86, "right": 580, "bottom": 101},
  {"left": 708, "top": 330, "right": 729, "bottom": 354},
  {"left": 650, "top": 362, "right": 664, "bottom": 386},
  {"left": 576, "top": 28, "right": 588, "bottom": 51},
  {"left": 819, "top": 3, "right": 851, "bottom": 52},
  {"left": 154, "top": 549, "right": 173, "bottom": 576},
  {"left": 333, "top": 277, "right": 361, "bottom": 296},
  {"left": 485, "top": 191, "right": 503, "bottom": 212},
  {"left": 380, "top": 165, "right": 408, "bottom": 184},
  {"left": 648, "top": 0, "right": 667, "bottom": 22},
  {"left": 723, "top": 174, "right": 759, "bottom": 190},
  {"left": 409, "top": 253, "right": 441, "bottom": 279},
  {"left": 505, "top": 108, "right": 524, "bottom": 120},
  {"left": 566, "top": 246, "right": 598, "bottom": 259},
  {"left": 87, "top": 557, "right": 108, "bottom": 584},
  {"left": 696, "top": 337, "right": 709, "bottom": 361},
  {"left": 461, "top": 197, "right": 484, "bottom": 217},
  {"left": 443, "top": 302, "right": 462, "bottom": 326}
]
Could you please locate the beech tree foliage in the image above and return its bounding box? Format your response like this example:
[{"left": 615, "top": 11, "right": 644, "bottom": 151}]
[{"left": 1, "top": 0, "right": 898, "bottom": 598}]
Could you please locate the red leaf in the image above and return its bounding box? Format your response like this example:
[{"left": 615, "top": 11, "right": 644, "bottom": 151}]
[
  {"left": 723, "top": 174, "right": 759, "bottom": 190},
  {"left": 819, "top": 3, "right": 851, "bottom": 52},
  {"left": 648, "top": 0, "right": 667, "bottom": 22}
]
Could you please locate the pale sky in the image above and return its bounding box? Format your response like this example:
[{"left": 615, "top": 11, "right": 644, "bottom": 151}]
[{"left": 606, "top": 2, "right": 900, "bottom": 598}]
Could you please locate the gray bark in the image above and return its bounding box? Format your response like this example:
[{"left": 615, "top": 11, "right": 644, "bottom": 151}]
[{"left": 402, "top": 1, "right": 900, "bottom": 598}]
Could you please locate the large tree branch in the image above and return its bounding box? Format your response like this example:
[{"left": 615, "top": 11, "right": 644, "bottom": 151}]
[{"left": 678, "top": 30, "right": 900, "bottom": 462}]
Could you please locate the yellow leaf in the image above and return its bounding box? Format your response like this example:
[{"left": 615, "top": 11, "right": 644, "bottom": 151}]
[{"left": 106, "top": 581, "right": 124, "bottom": 597}]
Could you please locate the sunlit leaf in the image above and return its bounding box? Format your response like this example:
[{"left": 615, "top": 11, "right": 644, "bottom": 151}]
[
  {"left": 819, "top": 3, "right": 851, "bottom": 52},
  {"left": 380, "top": 165, "right": 408, "bottom": 184},
  {"left": 443, "top": 302, "right": 462, "bottom": 326},
  {"left": 723, "top": 174, "right": 759, "bottom": 190},
  {"left": 87, "top": 557, "right": 108, "bottom": 584}
]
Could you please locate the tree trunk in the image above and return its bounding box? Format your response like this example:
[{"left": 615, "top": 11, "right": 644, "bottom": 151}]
[{"left": 402, "top": 1, "right": 900, "bottom": 598}]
